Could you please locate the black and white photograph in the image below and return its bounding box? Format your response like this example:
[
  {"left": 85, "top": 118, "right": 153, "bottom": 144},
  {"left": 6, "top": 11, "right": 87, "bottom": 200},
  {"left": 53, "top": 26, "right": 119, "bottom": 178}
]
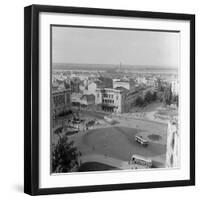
[
  {"left": 23, "top": 4, "right": 195, "bottom": 195},
  {"left": 51, "top": 25, "right": 180, "bottom": 173}
]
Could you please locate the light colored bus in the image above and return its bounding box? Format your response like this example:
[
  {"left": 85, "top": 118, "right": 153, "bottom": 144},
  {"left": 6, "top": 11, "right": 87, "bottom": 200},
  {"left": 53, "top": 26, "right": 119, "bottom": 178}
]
[
  {"left": 130, "top": 154, "right": 152, "bottom": 168},
  {"left": 135, "top": 135, "right": 148, "bottom": 147}
]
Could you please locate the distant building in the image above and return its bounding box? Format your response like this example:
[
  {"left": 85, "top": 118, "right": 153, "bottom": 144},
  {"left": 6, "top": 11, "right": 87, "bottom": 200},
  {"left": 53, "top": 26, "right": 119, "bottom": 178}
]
[
  {"left": 64, "top": 79, "right": 71, "bottom": 89},
  {"left": 95, "top": 86, "right": 155, "bottom": 113},
  {"left": 136, "top": 76, "right": 147, "bottom": 85},
  {"left": 70, "top": 78, "right": 81, "bottom": 93},
  {"left": 98, "top": 76, "right": 113, "bottom": 88},
  {"left": 84, "top": 82, "right": 97, "bottom": 96},
  {"left": 146, "top": 78, "right": 156, "bottom": 87},
  {"left": 79, "top": 82, "right": 86, "bottom": 93},
  {"left": 52, "top": 81, "right": 59, "bottom": 91},
  {"left": 95, "top": 88, "right": 127, "bottom": 113},
  {"left": 166, "top": 117, "right": 179, "bottom": 168},
  {"left": 71, "top": 93, "right": 82, "bottom": 106},
  {"left": 52, "top": 88, "right": 71, "bottom": 121},
  {"left": 80, "top": 94, "right": 95, "bottom": 106},
  {"left": 123, "top": 90, "right": 140, "bottom": 112},
  {"left": 71, "top": 93, "right": 95, "bottom": 108},
  {"left": 113, "top": 79, "right": 130, "bottom": 90},
  {"left": 171, "top": 80, "right": 179, "bottom": 96}
]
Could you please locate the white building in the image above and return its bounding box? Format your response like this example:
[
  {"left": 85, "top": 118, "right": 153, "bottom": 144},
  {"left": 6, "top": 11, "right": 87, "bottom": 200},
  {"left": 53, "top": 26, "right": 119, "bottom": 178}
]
[
  {"left": 113, "top": 79, "right": 130, "bottom": 90},
  {"left": 171, "top": 80, "right": 179, "bottom": 96},
  {"left": 166, "top": 117, "right": 179, "bottom": 168},
  {"left": 95, "top": 88, "right": 127, "bottom": 113},
  {"left": 136, "top": 76, "right": 147, "bottom": 85},
  {"left": 84, "top": 82, "right": 97, "bottom": 96}
]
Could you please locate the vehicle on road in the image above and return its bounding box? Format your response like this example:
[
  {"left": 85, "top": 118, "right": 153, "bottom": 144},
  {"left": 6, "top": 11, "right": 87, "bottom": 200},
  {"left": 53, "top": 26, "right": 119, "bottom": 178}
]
[
  {"left": 135, "top": 135, "right": 148, "bottom": 147},
  {"left": 130, "top": 154, "right": 152, "bottom": 168},
  {"left": 104, "top": 116, "right": 118, "bottom": 125}
]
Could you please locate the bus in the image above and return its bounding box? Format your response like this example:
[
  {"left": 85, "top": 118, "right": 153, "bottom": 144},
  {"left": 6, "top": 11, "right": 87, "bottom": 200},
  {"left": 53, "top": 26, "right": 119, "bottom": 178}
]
[
  {"left": 130, "top": 154, "right": 152, "bottom": 168},
  {"left": 135, "top": 135, "right": 148, "bottom": 147}
]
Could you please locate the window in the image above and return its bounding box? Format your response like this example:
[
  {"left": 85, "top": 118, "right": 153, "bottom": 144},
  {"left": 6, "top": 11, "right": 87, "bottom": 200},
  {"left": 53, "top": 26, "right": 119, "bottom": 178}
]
[
  {"left": 171, "top": 134, "right": 175, "bottom": 149},
  {"left": 66, "top": 93, "right": 70, "bottom": 104},
  {"left": 170, "top": 155, "right": 173, "bottom": 165}
]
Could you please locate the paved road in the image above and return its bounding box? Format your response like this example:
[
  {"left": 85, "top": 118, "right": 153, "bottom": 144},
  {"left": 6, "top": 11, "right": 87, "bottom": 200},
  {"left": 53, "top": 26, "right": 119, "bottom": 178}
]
[
  {"left": 80, "top": 110, "right": 108, "bottom": 120},
  {"left": 78, "top": 154, "right": 147, "bottom": 170}
]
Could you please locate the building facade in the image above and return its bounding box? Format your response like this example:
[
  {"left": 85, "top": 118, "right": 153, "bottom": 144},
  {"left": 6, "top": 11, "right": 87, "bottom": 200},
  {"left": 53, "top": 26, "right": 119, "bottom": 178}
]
[
  {"left": 84, "top": 82, "right": 97, "bottom": 96},
  {"left": 136, "top": 76, "right": 147, "bottom": 85},
  {"left": 166, "top": 117, "right": 179, "bottom": 168},
  {"left": 171, "top": 80, "right": 179, "bottom": 96},
  {"left": 70, "top": 78, "right": 81, "bottom": 93},
  {"left": 52, "top": 88, "right": 71, "bottom": 121},
  {"left": 95, "top": 88, "right": 125, "bottom": 113},
  {"left": 113, "top": 79, "right": 130, "bottom": 90}
]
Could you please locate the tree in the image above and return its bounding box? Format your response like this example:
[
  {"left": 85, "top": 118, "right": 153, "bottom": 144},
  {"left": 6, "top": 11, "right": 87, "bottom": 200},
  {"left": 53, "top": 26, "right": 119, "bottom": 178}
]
[
  {"left": 144, "top": 91, "right": 153, "bottom": 103},
  {"left": 135, "top": 96, "right": 144, "bottom": 107},
  {"left": 52, "top": 136, "right": 80, "bottom": 173},
  {"left": 172, "top": 95, "right": 179, "bottom": 107},
  {"left": 163, "top": 85, "right": 172, "bottom": 105}
]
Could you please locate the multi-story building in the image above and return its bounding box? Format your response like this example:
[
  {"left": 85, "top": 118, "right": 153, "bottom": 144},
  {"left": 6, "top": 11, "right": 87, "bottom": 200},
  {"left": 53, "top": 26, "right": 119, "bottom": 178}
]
[
  {"left": 80, "top": 94, "right": 95, "bottom": 106},
  {"left": 171, "top": 80, "right": 179, "bottom": 96},
  {"left": 136, "top": 76, "right": 147, "bottom": 85},
  {"left": 70, "top": 78, "right": 81, "bottom": 93},
  {"left": 95, "top": 86, "right": 155, "bottom": 114},
  {"left": 166, "top": 117, "right": 179, "bottom": 168},
  {"left": 95, "top": 88, "right": 127, "bottom": 113},
  {"left": 123, "top": 90, "right": 140, "bottom": 112},
  {"left": 71, "top": 93, "right": 95, "bottom": 107},
  {"left": 84, "top": 82, "right": 97, "bottom": 96},
  {"left": 52, "top": 88, "right": 72, "bottom": 126}
]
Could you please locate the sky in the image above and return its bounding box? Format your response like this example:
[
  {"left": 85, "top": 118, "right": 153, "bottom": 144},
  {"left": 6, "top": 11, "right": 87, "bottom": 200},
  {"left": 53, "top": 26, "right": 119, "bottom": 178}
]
[{"left": 52, "top": 26, "right": 180, "bottom": 68}]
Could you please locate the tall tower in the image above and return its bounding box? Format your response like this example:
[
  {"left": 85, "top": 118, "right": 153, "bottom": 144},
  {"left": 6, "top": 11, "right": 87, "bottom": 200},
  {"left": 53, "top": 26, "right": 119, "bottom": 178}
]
[{"left": 118, "top": 62, "right": 122, "bottom": 73}]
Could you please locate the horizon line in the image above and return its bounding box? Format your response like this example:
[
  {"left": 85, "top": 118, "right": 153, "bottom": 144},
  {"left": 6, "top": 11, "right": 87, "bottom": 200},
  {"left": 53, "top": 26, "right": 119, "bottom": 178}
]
[{"left": 52, "top": 62, "right": 178, "bottom": 69}]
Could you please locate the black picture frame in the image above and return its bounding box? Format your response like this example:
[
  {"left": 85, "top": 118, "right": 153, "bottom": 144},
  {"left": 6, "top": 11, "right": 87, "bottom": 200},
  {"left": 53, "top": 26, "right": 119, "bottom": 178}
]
[{"left": 24, "top": 4, "right": 195, "bottom": 196}]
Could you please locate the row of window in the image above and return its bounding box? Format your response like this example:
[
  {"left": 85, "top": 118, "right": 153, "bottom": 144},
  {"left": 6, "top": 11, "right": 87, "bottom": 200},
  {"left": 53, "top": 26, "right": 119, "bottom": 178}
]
[
  {"left": 103, "top": 99, "right": 114, "bottom": 104},
  {"left": 103, "top": 93, "right": 114, "bottom": 99},
  {"left": 53, "top": 95, "right": 65, "bottom": 107},
  {"left": 97, "top": 93, "right": 119, "bottom": 100},
  {"left": 53, "top": 93, "right": 70, "bottom": 107}
]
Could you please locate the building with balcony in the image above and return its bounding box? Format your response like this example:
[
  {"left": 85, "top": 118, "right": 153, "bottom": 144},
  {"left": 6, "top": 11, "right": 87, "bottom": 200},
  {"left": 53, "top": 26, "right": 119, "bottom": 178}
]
[{"left": 95, "top": 88, "right": 127, "bottom": 113}]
